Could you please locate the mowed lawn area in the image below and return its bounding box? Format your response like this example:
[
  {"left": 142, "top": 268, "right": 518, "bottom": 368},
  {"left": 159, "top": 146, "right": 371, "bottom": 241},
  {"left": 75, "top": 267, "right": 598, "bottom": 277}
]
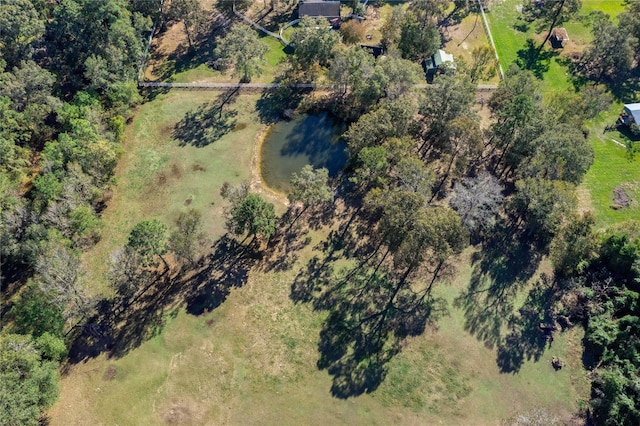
[
  {"left": 485, "top": 0, "right": 626, "bottom": 92},
  {"left": 50, "top": 90, "right": 588, "bottom": 425},
  {"left": 582, "top": 106, "right": 640, "bottom": 228}
]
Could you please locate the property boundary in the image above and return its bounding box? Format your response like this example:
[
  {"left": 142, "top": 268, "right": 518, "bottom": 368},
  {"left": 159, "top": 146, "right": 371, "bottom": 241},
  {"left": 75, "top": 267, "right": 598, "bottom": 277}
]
[{"left": 477, "top": 0, "right": 505, "bottom": 80}]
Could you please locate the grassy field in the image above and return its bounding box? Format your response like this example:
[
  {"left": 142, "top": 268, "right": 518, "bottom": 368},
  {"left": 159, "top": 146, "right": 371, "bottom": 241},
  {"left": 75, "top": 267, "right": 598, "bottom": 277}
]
[
  {"left": 581, "top": 105, "right": 640, "bottom": 228},
  {"left": 51, "top": 91, "right": 589, "bottom": 425},
  {"left": 485, "top": 0, "right": 626, "bottom": 92},
  {"left": 80, "top": 90, "right": 267, "bottom": 292}
]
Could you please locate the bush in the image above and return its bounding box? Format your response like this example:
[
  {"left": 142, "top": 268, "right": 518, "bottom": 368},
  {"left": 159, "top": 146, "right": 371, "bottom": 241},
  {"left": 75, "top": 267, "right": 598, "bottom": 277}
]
[{"left": 340, "top": 20, "right": 366, "bottom": 45}]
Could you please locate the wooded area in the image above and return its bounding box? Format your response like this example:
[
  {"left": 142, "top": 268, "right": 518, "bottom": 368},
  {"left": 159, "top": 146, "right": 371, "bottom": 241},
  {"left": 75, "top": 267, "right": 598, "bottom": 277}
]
[{"left": 1, "top": 0, "right": 640, "bottom": 424}]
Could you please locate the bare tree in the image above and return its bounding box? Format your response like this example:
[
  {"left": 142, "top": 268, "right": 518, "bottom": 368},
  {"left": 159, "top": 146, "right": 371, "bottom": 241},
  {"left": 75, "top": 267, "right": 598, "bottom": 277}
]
[{"left": 449, "top": 171, "right": 504, "bottom": 234}]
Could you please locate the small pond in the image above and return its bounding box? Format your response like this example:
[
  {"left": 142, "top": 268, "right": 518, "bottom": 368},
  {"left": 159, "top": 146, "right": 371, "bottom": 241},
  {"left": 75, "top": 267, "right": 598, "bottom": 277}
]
[{"left": 260, "top": 112, "right": 347, "bottom": 193}]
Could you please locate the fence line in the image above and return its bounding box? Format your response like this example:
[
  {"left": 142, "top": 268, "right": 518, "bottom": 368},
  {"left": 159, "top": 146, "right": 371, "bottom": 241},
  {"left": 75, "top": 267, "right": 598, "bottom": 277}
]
[
  {"left": 476, "top": 0, "right": 505, "bottom": 81},
  {"left": 138, "top": 19, "right": 159, "bottom": 82},
  {"left": 138, "top": 81, "right": 498, "bottom": 90},
  {"left": 232, "top": 3, "right": 287, "bottom": 44}
]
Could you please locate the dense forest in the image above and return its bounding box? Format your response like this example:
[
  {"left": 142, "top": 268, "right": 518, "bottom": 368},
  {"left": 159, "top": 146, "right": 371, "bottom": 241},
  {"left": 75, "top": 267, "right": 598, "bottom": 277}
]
[{"left": 1, "top": 0, "right": 640, "bottom": 424}]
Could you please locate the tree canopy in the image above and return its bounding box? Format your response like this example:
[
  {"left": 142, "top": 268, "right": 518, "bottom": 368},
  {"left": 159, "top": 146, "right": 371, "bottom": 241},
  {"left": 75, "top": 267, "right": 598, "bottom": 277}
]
[{"left": 214, "top": 24, "right": 269, "bottom": 82}]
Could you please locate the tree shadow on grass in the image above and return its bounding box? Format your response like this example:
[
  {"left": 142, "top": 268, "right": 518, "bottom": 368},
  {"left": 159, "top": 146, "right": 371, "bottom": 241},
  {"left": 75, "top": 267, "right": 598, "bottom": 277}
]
[
  {"left": 183, "top": 235, "right": 262, "bottom": 315},
  {"left": 454, "top": 218, "right": 572, "bottom": 373},
  {"left": 515, "top": 38, "right": 559, "bottom": 80},
  {"left": 289, "top": 201, "right": 447, "bottom": 398},
  {"left": 454, "top": 220, "right": 543, "bottom": 352},
  {"left": 173, "top": 87, "right": 239, "bottom": 147},
  {"left": 66, "top": 234, "right": 261, "bottom": 364},
  {"left": 149, "top": 13, "right": 229, "bottom": 82},
  {"left": 255, "top": 75, "right": 308, "bottom": 123},
  {"left": 496, "top": 275, "right": 559, "bottom": 373}
]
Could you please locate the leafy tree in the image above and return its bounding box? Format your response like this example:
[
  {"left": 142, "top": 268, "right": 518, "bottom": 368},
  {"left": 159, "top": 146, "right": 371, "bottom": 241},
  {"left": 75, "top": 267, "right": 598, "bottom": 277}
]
[
  {"left": 344, "top": 97, "right": 418, "bottom": 155},
  {"left": 549, "top": 213, "right": 597, "bottom": 277},
  {"left": 47, "top": 0, "right": 151, "bottom": 95},
  {"left": 519, "top": 124, "right": 593, "bottom": 185},
  {"left": 392, "top": 156, "right": 434, "bottom": 200},
  {"left": 127, "top": 219, "right": 169, "bottom": 269},
  {"left": 328, "top": 45, "right": 381, "bottom": 110},
  {"left": 9, "top": 282, "right": 66, "bottom": 338},
  {"left": 419, "top": 72, "right": 477, "bottom": 156},
  {"left": 619, "top": 1, "right": 640, "bottom": 65},
  {"left": 0, "top": 0, "right": 44, "bottom": 69},
  {"left": 486, "top": 65, "right": 544, "bottom": 176},
  {"left": 409, "top": 0, "right": 451, "bottom": 23},
  {"left": 169, "top": 209, "right": 206, "bottom": 264},
  {"left": 511, "top": 178, "right": 577, "bottom": 243},
  {"left": 376, "top": 55, "right": 423, "bottom": 100},
  {"left": 0, "top": 61, "right": 61, "bottom": 145},
  {"left": 214, "top": 23, "right": 269, "bottom": 82},
  {"left": 350, "top": 146, "right": 390, "bottom": 189},
  {"left": 393, "top": 206, "right": 469, "bottom": 275},
  {"left": 464, "top": 46, "right": 498, "bottom": 83},
  {"left": 368, "top": 189, "right": 426, "bottom": 252},
  {"left": 68, "top": 205, "right": 101, "bottom": 242},
  {"left": 289, "top": 165, "right": 333, "bottom": 209},
  {"left": 0, "top": 334, "right": 60, "bottom": 426},
  {"left": 398, "top": 12, "right": 440, "bottom": 61},
  {"left": 169, "top": 0, "right": 204, "bottom": 48},
  {"left": 450, "top": 171, "right": 504, "bottom": 235},
  {"left": 380, "top": 6, "right": 405, "bottom": 50},
  {"left": 289, "top": 16, "right": 340, "bottom": 70},
  {"left": 227, "top": 193, "right": 277, "bottom": 242},
  {"left": 579, "top": 12, "right": 637, "bottom": 81},
  {"left": 430, "top": 115, "right": 483, "bottom": 200}
]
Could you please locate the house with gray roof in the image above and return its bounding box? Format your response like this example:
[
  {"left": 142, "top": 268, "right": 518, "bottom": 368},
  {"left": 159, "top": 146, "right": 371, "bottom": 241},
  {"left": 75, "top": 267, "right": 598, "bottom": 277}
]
[{"left": 298, "top": 0, "right": 341, "bottom": 19}]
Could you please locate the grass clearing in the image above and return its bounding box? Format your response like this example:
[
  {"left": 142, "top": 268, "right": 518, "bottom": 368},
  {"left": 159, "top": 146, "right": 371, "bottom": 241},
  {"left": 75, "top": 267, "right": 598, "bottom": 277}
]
[
  {"left": 82, "top": 90, "right": 261, "bottom": 292},
  {"left": 52, "top": 90, "right": 589, "bottom": 425}
]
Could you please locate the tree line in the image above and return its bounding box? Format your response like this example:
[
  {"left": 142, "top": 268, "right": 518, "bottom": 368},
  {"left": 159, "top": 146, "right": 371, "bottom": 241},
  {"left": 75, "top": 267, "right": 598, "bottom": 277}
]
[{"left": 0, "top": 0, "right": 161, "bottom": 423}]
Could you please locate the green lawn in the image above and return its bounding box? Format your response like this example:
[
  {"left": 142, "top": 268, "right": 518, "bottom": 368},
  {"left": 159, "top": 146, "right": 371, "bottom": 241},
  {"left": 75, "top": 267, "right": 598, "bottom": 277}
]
[
  {"left": 581, "top": 106, "right": 640, "bottom": 228},
  {"left": 485, "top": 0, "right": 626, "bottom": 93}
]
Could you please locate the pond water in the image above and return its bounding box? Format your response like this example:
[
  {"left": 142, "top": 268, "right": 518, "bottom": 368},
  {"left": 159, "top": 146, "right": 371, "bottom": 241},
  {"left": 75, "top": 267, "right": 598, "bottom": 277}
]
[{"left": 260, "top": 112, "right": 347, "bottom": 193}]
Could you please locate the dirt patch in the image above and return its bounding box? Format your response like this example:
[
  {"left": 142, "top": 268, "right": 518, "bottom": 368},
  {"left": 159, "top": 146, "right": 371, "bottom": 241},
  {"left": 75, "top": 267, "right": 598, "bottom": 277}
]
[
  {"left": 612, "top": 185, "right": 631, "bottom": 209},
  {"left": 191, "top": 163, "right": 206, "bottom": 172},
  {"left": 184, "top": 197, "right": 193, "bottom": 206},
  {"left": 233, "top": 123, "right": 247, "bottom": 132},
  {"left": 171, "top": 163, "right": 183, "bottom": 179},
  {"left": 103, "top": 365, "right": 117, "bottom": 381},
  {"left": 163, "top": 404, "right": 192, "bottom": 425},
  {"left": 157, "top": 171, "right": 168, "bottom": 185},
  {"left": 161, "top": 398, "right": 205, "bottom": 425}
]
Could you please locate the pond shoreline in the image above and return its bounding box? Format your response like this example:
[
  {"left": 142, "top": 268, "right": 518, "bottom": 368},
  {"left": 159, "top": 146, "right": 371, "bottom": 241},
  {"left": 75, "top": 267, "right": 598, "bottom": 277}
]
[{"left": 251, "top": 122, "right": 290, "bottom": 206}]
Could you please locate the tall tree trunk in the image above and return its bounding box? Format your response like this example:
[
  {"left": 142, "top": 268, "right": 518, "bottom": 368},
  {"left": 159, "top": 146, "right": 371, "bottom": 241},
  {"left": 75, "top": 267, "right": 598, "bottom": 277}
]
[
  {"left": 535, "top": 0, "right": 566, "bottom": 60},
  {"left": 430, "top": 148, "right": 459, "bottom": 203}
]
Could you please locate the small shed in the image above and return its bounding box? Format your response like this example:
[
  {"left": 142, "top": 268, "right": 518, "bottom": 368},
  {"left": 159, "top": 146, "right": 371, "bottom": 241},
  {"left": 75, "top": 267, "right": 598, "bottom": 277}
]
[
  {"left": 620, "top": 103, "right": 640, "bottom": 127},
  {"left": 550, "top": 28, "right": 569, "bottom": 48},
  {"left": 425, "top": 49, "right": 455, "bottom": 74},
  {"left": 298, "top": 0, "right": 341, "bottom": 19}
]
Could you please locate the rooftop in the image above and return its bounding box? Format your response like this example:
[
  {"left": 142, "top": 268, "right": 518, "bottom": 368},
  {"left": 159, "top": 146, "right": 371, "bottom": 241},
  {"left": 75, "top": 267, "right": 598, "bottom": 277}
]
[{"left": 624, "top": 103, "right": 640, "bottom": 125}]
